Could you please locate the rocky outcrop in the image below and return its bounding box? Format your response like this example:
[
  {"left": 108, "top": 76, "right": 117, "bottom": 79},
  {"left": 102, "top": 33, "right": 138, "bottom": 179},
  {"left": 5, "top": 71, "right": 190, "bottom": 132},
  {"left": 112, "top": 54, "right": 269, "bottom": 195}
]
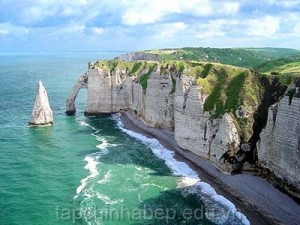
[
  {"left": 257, "top": 84, "right": 300, "bottom": 198},
  {"left": 29, "top": 81, "right": 53, "bottom": 127},
  {"left": 117, "top": 52, "right": 159, "bottom": 61},
  {"left": 210, "top": 113, "right": 240, "bottom": 169}
]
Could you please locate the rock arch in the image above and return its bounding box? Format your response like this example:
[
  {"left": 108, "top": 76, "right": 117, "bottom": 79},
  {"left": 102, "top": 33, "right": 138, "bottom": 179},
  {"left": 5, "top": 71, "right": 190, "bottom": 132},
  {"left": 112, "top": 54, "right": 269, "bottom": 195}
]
[{"left": 65, "top": 73, "right": 88, "bottom": 115}]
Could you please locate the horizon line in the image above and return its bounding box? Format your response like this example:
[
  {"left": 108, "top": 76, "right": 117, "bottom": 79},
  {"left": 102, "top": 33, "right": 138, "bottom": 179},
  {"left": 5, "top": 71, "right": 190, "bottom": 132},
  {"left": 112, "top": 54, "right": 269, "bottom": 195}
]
[{"left": 0, "top": 46, "right": 299, "bottom": 54}]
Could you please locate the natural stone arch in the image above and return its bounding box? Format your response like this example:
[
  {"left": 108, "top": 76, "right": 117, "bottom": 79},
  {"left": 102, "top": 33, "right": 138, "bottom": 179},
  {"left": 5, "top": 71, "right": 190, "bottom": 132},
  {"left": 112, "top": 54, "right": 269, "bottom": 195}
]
[{"left": 66, "top": 73, "right": 88, "bottom": 115}]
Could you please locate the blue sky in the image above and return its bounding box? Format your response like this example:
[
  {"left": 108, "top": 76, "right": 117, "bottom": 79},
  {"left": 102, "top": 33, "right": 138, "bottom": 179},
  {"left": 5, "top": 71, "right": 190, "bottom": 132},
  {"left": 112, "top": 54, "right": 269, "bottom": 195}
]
[{"left": 1, "top": 0, "right": 300, "bottom": 52}]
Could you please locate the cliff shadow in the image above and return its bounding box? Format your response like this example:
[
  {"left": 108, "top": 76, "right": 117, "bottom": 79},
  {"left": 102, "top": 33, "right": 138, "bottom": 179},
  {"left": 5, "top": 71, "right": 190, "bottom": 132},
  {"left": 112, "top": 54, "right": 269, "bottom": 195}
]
[{"left": 248, "top": 76, "right": 287, "bottom": 161}]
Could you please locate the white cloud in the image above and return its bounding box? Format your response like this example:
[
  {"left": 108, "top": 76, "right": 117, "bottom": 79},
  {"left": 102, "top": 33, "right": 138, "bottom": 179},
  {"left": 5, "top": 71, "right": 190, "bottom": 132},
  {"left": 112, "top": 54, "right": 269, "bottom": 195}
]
[
  {"left": 121, "top": 0, "right": 240, "bottom": 26},
  {"left": 293, "top": 25, "right": 300, "bottom": 36},
  {"left": 61, "top": 7, "right": 79, "bottom": 16},
  {"left": 25, "top": 6, "right": 50, "bottom": 22},
  {"left": 0, "top": 29, "right": 9, "bottom": 35},
  {"left": 64, "top": 24, "right": 85, "bottom": 34},
  {"left": 195, "top": 28, "right": 225, "bottom": 39},
  {"left": 2, "top": 0, "right": 300, "bottom": 51},
  {"left": 122, "top": 11, "right": 161, "bottom": 26},
  {"left": 0, "top": 23, "right": 30, "bottom": 36},
  {"left": 190, "top": 19, "right": 240, "bottom": 39},
  {"left": 155, "top": 22, "right": 187, "bottom": 39},
  {"left": 265, "top": 0, "right": 300, "bottom": 7},
  {"left": 247, "top": 16, "right": 280, "bottom": 37},
  {"left": 278, "top": 13, "right": 300, "bottom": 37},
  {"left": 121, "top": 0, "right": 177, "bottom": 25},
  {"left": 222, "top": 2, "right": 240, "bottom": 14},
  {"left": 21, "top": 4, "right": 58, "bottom": 24},
  {"left": 19, "top": 0, "right": 102, "bottom": 24},
  {"left": 91, "top": 27, "right": 105, "bottom": 35}
]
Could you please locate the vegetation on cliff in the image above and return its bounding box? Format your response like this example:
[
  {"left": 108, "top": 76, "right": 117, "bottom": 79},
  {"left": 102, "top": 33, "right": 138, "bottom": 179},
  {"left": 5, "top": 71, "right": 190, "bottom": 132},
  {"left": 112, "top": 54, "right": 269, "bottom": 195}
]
[{"left": 139, "top": 64, "right": 156, "bottom": 91}]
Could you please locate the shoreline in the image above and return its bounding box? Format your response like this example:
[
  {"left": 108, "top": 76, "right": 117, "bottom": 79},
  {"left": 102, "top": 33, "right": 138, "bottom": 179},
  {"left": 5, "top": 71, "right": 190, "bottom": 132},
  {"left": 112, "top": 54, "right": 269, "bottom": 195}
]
[{"left": 120, "top": 111, "right": 300, "bottom": 225}]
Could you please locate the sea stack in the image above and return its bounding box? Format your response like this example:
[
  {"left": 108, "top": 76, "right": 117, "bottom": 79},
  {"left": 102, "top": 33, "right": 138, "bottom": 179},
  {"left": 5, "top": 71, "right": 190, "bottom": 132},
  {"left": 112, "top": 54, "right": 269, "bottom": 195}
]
[{"left": 28, "top": 81, "right": 53, "bottom": 127}]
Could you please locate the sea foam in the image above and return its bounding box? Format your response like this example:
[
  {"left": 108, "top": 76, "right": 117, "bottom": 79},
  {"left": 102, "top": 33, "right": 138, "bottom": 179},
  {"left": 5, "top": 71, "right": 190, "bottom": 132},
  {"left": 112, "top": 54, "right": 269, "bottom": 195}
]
[
  {"left": 75, "top": 154, "right": 99, "bottom": 198},
  {"left": 74, "top": 118, "right": 111, "bottom": 200},
  {"left": 113, "top": 113, "right": 250, "bottom": 225}
]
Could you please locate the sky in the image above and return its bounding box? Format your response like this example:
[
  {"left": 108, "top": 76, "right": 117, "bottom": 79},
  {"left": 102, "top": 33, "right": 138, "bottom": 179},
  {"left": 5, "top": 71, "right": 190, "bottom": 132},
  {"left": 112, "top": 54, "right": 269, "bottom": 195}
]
[{"left": 1, "top": 0, "right": 300, "bottom": 52}]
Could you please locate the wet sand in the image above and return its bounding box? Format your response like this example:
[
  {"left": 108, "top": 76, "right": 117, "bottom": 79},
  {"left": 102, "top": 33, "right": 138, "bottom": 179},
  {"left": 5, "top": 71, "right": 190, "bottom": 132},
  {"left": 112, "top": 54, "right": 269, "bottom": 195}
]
[{"left": 120, "top": 111, "right": 300, "bottom": 225}]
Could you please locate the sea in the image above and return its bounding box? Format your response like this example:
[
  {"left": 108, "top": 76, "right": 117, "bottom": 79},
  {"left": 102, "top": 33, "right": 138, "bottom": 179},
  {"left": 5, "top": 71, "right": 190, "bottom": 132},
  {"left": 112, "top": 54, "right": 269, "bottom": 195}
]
[{"left": 0, "top": 53, "right": 249, "bottom": 225}]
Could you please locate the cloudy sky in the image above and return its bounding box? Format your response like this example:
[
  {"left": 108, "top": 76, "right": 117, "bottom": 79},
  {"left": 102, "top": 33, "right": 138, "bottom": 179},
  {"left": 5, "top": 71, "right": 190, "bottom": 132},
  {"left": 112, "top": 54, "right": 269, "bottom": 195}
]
[{"left": 0, "top": 0, "right": 300, "bottom": 52}]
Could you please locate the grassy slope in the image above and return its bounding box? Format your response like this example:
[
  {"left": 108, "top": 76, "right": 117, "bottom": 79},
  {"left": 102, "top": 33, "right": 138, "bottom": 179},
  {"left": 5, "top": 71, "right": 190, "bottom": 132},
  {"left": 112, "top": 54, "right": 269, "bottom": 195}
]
[
  {"left": 143, "top": 47, "right": 300, "bottom": 87},
  {"left": 255, "top": 54, "right": 300, "bottom": 85},
  {"left": 256, "top": 54, "right": 300, "bottom": 72},
  {"left": 144, "top": 47, "right": 300, "bottom": 69},
  {"left": 269, "top": 61, "right": 300, "bottom": 74},
  {"left": 242, "top": 47, "right": 299, "bottom": 58}
]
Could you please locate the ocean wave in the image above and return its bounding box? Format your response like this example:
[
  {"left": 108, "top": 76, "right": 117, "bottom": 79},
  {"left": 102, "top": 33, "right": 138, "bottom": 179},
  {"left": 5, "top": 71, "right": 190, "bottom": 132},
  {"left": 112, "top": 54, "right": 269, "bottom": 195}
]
[
  {"left": 74, "top": 154, "right": 99, "bottom": 198},
  {"left": 78, "top": 120, "right": 97, "bottom": 131},
  {"left": 95, "top": 192, "right": 124, "bottom": 205},
  {"left": 97, "top": 170, "right": 111, "bottom": 185},
  {"left": 77, "top": 117, "right": 114, "bottom": 156},
  {"left": 75, "top": 118, "right": 123, "bottom": 224},
  {"left": 113, "top": 113, "right": 250, "bottom": 225},
  {"left": 74, "top": 119, "right": 110, "bottom": 199}
]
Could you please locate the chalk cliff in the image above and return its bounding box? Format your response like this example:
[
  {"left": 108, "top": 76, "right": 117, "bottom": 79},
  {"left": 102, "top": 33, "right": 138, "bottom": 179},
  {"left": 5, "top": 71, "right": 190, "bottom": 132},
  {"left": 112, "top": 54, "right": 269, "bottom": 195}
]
[
  {"left": 29, "top": 81, "right": 53, "bottom": 127},
  {"left": 66, "top": 59, "right": 300, "bottom": 199},
  {"left": 258, "top": 84, "right": 300, "bottom": 199}
]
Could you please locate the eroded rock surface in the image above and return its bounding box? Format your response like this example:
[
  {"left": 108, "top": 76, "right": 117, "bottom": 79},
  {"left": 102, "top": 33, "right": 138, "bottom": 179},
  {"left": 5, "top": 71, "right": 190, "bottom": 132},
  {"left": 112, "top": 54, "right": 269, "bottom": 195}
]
[
  {"left": 258, "top": 85, "right": 300, "bottom": 197},
  {"left": 29, "top": 81, "right": 53, "bottom": 126}
]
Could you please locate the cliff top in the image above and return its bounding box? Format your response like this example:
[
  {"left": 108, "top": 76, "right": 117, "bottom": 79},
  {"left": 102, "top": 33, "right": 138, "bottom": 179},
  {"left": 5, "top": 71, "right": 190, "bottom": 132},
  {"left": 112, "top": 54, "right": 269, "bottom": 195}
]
[{"left": 116, "top": 47, "right": 300, "bottom": 86}]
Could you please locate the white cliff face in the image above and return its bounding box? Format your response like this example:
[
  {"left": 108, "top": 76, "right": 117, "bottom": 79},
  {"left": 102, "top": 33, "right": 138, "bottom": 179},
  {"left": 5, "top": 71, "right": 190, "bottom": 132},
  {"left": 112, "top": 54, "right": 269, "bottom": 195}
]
[
  {"left": 86, "top": 67, "right": 137, "bottom": 114},
  {"left": 210, "top": 113, "right": 240, "bottom": 169},
  {"left": 144, "top": 69, "right": 174, "bottom": 129},
  {"left": 258, "top": 93, "right": 300, "bottom": 190},
  {"left": 86, "top": 67, "right": 112, "bottom": 113},
  {"left": 174, "top": 76, "right": 240, "bottom": 170},
  {"left": 29, "top": 81, "right": 53, "bottom": 126},
  {"left": 129, "top": 81, "right": 143, "bottom": 114},
  {"left": 85, "top": 66, "right": 175, "bottom": 129},
  {"left": 174, "top": 76, "right": 211, "bottom": 158}
]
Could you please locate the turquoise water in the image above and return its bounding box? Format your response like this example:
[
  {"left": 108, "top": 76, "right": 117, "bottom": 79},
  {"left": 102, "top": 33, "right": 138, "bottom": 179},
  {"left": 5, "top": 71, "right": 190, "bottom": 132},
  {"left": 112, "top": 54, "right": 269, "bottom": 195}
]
[{"left": 0, "top": 53, "right": 247, "bottom": 225}]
